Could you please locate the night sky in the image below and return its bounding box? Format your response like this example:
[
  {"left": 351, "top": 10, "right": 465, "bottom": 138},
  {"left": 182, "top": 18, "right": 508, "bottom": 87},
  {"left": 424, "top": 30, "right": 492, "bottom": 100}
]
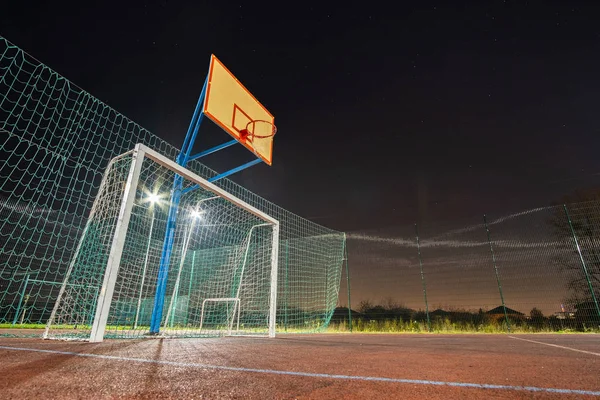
[{"left": 3, "top": 1, "right": 600, "bottom": 232}]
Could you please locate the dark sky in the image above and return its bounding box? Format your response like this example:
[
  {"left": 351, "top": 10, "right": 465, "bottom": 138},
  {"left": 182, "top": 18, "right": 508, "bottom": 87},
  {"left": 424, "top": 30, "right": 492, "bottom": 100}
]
[{"left": 3, "top": 0, "right": 600, "bottom": 232}]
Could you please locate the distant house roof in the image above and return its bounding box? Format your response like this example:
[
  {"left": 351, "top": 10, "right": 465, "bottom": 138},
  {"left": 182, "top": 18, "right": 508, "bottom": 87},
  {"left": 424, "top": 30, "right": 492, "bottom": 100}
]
[
  {"left": 486, "top": 306, "right": 524, "bottom": 315},
  {"left": 330, "top": 307, "right": 363, "bottom": 321}
]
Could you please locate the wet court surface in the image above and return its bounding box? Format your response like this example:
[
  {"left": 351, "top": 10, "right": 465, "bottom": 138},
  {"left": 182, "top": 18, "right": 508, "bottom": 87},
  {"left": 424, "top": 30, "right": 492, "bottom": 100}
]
[{"left": 0, "top": 333, "right": 598, "bottom": 399}]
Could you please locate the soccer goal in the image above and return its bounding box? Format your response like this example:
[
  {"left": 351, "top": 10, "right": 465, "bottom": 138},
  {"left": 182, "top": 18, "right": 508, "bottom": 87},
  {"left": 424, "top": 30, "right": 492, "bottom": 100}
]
[{"left": 44, "top": 144, "right": 279, "bottom": 342}]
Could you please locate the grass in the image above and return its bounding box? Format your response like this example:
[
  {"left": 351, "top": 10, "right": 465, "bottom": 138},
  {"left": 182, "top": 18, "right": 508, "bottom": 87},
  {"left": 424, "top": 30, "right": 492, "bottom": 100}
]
[
  {"left": 2, "top": 320, "right": 598, "bottom": 336},
  {"left": 326, "top": 318, "right": 599, "bottom": 334},
  {"left": 0, "top": 323, "right": 47, "bottom": 329},
  {"left": 0, "top": 323, "right": 276, "bottom": 339}
]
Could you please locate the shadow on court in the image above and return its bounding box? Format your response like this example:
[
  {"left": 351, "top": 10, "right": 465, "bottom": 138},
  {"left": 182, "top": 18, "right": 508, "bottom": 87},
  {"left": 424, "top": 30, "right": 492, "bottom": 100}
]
[{"left": 0, "top": 333, "right": 598, "bottom": 399}]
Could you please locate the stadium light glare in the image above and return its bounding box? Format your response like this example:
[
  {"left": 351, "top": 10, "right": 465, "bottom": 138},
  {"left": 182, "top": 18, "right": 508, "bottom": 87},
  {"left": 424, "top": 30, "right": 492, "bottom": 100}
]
[
  {"left": 191, "top": 209, "right": 204, "bottom": 219},
  {"left": 148, "top": 193, "right": 160, "bottom": 204}
]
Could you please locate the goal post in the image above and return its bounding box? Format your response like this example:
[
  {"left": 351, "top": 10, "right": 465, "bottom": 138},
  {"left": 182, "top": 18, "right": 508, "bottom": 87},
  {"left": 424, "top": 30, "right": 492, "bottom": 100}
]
[
  {"left": 44, "top": 144, "right": 280, "bottom": 342},
  {"left": 90, "top": 147, "right": 144, "bottom": 342}
]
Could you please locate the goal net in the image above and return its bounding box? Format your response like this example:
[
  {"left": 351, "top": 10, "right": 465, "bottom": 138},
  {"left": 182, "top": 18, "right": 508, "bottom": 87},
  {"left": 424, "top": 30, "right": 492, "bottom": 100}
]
[{"left": 44, "top": 144, "right": 279, "bottom": 341}]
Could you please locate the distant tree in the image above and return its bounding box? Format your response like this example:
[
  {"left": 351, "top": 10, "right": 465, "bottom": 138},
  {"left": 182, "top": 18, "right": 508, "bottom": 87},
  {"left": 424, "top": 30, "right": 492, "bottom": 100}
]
[
  {"left": 530, "top": 307, "right": 544, "bottom": 320},
  {"left": 356, "top": 299, "right": 415, "bottom": 321},
  {"left": 381, "top": 296, "right": 400, "bottom": 311},
  {"left": 549, "top": 189, "right": 600, "bottom": 313},
  {"left": 358, "top": 300, "right": 373, "bottom": 314},
  {"left": 369, "top": 305, "right": 387, "bottom": 320}
]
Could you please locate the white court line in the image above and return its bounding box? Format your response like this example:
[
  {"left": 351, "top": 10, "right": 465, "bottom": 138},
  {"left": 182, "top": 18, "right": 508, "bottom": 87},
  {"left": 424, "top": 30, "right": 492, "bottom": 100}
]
[
  {"left": 0, "top": 345, "right": 599, "bottom": 396},
  {"left": 509, "top": 336, "right": 600, "bottom": 357}
]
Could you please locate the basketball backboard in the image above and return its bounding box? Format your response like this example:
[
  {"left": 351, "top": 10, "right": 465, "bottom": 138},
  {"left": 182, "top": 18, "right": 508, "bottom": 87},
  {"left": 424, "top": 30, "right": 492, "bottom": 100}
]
[{"left": 203, "top": 55, "right": 275, "bottom": 165}]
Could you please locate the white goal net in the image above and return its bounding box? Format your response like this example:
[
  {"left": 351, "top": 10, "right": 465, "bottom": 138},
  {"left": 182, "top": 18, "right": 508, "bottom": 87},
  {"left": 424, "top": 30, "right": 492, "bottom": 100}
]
[{"left": 44, "top": 144, "right": 279, "bottom": 342}]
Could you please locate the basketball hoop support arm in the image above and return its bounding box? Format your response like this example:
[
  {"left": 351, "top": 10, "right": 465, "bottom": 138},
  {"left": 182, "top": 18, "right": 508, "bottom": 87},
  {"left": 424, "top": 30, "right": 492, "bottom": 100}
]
[
  {"left": 188, "top": 139, "right": 238, "bottom": 162},
  {"left": 149, "top": 69, "right": 268, "bottom": 333},
  {"left": 181, "top": 158, "right": 263, "bottom": 196}
]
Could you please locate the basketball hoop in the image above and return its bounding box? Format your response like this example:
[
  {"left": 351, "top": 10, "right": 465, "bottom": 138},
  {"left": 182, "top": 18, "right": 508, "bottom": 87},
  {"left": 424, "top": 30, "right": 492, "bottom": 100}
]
[
  {"left": 238, "top": 120, "right": 277, "bottom": 161},
  {"left": 241, "top": 120, "right": 277, "bottom": 142}
]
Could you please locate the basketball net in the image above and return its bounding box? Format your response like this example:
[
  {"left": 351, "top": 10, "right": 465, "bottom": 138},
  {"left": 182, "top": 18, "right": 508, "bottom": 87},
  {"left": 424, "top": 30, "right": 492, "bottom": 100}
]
[{"left": 239, "top": 120, "right": 277, "bottom": 159}]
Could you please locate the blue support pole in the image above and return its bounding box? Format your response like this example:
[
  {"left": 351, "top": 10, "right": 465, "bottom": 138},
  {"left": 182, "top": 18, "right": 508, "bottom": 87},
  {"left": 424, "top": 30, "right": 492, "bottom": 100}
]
[
  {"left": 178, "top": 77, "right": 209, "bottom": 166},
  {"left": 182, "top": 184, "right": 200, "bottom": 195},
  {"left": 149, "top": 175, "right": 184, "bottom": 333},
  {"left": 188, "top": 140, "right": 238, "bottom": 162},
  {"left": 181, "top": 157, "right": 263, "bottom": 196},
  {"left": 149, "top": 77, "right": 208, "bottom": 334},
  {"left": 180, "top": 77, "right": 209, "bottom": 166},
  {"left": 208, "top": 158, "right": 263, "bottom": 183}
]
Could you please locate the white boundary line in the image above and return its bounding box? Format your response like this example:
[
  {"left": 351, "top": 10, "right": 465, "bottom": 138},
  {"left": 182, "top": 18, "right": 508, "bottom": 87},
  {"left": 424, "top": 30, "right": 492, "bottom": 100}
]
[
  {"left": 0, "top": 345, "right": 599, "bottom": 396},
  {"left": 509, "top": 336, "right": 600, "bottom": 357}
]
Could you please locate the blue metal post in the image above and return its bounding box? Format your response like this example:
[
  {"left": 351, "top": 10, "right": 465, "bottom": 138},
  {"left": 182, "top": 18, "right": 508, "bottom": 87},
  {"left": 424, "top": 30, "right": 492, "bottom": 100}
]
[
  {"left": 149, "top": 78, "right": 208, "bottom": 334},
  {"left": 149, "top": 175, "right": 184, "bottom": 333},
  {"left": 180, "top": 77, "right": 209, "bottom": 166},
  {"left": 182, "top": 158, "right": 264, "bottom": 197},
  {"left": 208, "top": 158, "right": 263, "bottom": 183},
  {"left": 188, "top": 140, "right": 238, "bottom": 162},
  {"left": 179, "top": 77, "right": 208, "bottom": 165}
]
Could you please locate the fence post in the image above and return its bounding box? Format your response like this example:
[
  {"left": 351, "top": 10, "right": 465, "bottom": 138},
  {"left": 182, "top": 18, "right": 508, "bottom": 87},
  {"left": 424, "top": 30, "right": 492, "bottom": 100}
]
[
  {"left": 563, "top": 204, "right": 600, "bottom": 322},
  {"left": 343, "top": 234, "right": 352, "bottom": 332},
  {"left": 415, "top": 224, "right": 431, "bottom": 332},
  {"left": 483, "top": 215, "right": 511, "bottom": 332},
  {"left": 284, "top": 240, "right": 289, "bottom": 332},
  {"left": 12, "top": 273, "right": 30, "bottom": 325},
  {"left": 185, "top": 250, "right": 196, "bottom": 326}
]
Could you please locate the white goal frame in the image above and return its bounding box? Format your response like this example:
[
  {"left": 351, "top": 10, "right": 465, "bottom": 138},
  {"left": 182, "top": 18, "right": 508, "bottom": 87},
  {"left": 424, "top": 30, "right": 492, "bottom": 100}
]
[{"left": 46, "top": 143, "right": 280, "bottom": 342}]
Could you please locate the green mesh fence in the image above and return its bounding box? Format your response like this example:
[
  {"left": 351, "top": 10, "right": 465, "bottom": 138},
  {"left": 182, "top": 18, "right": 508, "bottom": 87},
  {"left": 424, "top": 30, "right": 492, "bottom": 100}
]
[
  {"left": 0, "top": 36, "right": 345, "bottom": 337},
  {"left": 345, "top": 202, "right": 600, "bottom": 332}
]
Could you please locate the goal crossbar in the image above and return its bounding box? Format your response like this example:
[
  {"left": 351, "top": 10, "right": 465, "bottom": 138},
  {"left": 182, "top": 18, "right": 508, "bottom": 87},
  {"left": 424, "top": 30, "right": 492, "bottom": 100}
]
[{"left": 45, "top": 143, "right": 280, "bottom": 342}]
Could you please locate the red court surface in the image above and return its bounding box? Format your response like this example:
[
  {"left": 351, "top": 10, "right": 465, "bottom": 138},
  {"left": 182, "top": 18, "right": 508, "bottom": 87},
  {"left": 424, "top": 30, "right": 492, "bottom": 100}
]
[{"left": 0, "top": 333, "right": 598, "bottom": 399}]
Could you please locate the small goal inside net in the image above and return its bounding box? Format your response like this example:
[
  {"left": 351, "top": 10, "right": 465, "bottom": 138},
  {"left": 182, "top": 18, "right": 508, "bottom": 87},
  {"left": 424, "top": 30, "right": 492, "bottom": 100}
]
[{"left": 44, "top": 144, "right": 279, "bottom": 342}]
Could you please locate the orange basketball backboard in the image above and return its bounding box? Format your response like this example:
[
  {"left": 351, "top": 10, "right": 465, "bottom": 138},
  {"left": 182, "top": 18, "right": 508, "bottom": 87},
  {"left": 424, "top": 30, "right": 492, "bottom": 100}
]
[{"left": 203, "top": 55, "right": 275, "bottom": 165}]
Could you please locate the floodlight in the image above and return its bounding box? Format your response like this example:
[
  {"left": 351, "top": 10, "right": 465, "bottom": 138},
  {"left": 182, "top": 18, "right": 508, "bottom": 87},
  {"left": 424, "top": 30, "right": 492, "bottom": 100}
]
[
  {"left": 148, "top": 193, "right": 160, "bottom": 204},
  {"left": 191, "top": 209, "right": 204, "bottom": 219}
]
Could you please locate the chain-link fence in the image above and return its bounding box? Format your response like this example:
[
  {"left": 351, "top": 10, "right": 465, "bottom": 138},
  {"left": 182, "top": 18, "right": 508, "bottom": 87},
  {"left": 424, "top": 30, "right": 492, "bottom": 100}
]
[
  {"left": 339, "top": 202, "right": 600, "bottom": 332},
  {"left": 0, "top": 36, "right": 345, "bottom": 337}
]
